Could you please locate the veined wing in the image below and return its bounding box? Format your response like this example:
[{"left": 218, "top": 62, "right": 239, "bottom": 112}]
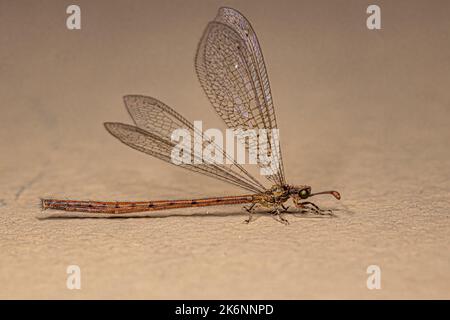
[
  {"left": 195, "top": 7, "right": 286, "bottom": 186},
  {"left": 104, "top": 95, "right": 265, "bottom": 193}
]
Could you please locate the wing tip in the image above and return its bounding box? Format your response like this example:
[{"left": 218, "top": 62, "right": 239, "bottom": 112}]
[
  {"left": 103, "top": 121, "right": 115, "bottom": 133},
  {"left": 123, "top": 94, "right": 142, "bottom": 104}
]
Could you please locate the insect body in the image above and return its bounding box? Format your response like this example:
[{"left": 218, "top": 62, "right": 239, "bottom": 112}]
[
  {"left": 42, "top": 7, "right": 341, "bottom": 224},
  {"left": 244, "top": 185, "right": 340, "bottom": 224}
]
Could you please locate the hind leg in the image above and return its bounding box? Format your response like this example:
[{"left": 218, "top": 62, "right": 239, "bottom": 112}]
[
  {"left": 243, "top": 203, "right": 257, "bottom": 224},
  {"left": 270, "top": 207, "right": 290, "bottom": 225}
]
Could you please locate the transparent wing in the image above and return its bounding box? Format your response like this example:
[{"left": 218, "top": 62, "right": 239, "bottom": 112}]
[
  {"left": 104, "top": 95, "right": 266, "bottom": 193},
  {"left": 195, "top": 7, "right": 286, "bottom": 186}
]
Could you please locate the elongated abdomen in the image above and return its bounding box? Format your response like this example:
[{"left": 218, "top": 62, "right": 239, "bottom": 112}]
[{"left": 41, "top": 195, "right": 255, "bottom": 214}]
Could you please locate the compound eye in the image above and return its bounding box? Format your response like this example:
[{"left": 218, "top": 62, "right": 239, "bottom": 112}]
[{"left": 299, "top": 189, "right": 309, "bottom": 199}]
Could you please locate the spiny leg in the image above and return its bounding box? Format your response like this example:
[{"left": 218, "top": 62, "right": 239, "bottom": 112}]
[
  {"left": 300, "top": 201, "right": 334, "bottom": 216},
  {"left": 292, "top": 198, "right": 312, "bottom": 216},
  {"left": 270, "top": 207, "right": 289, "bottom": 225}
]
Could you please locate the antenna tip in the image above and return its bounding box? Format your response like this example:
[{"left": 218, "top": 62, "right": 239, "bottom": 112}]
[{"left": 331, "top": 191, "right": 341, "bottom": 200}]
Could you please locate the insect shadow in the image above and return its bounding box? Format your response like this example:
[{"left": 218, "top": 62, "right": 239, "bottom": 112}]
[{"left": 37, "top": 206, "right": 346, "bottom": 221}]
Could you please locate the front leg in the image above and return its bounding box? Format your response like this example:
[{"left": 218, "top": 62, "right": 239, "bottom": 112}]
[
  {"left": 300, "top": 201, "right": 334, "bottom": 216},
  {"left": 293, "top": 197, "right": 333, "bottom": 216}
]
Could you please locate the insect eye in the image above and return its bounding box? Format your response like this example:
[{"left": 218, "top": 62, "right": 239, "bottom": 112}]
[{"left": 299, "top": 189, "right": 309, "bottom": 199}]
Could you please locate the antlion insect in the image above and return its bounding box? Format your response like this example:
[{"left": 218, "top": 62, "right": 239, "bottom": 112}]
[{"left": 42, "top": 7, "right": 340, "bottom": 224}]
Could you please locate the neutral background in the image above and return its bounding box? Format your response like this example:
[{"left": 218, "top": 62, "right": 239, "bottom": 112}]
[{"left": 1, "top": 0, "right": 449, "bottom": 299}]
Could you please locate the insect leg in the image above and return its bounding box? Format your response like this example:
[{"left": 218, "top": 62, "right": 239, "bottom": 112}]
[
  {"left": 300, "top": 201, "right": 334, "bottom": 216},
  {"left": 270, "top": 207, "right": 289, "bottom": 225},
  {"left": 243, "top": 203, "right": 257, "bottom": 224}
]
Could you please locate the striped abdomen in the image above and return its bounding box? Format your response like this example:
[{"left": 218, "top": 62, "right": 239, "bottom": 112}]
[{"left": 41, "top": 195, "right": 256, "bottom": 214}]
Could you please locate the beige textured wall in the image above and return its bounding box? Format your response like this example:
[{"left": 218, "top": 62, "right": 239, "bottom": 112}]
[{"left": 0, "top": 0, "right": 449, "bottom": 298}]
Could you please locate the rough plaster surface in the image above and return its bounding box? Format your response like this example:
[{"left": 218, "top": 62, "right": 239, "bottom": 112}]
[{"left": 0, "top": 0, "right": 449, "bottom": 299}]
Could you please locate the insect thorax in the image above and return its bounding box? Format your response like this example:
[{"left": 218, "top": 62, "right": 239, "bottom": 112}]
[{"left": 253, "top": 185, "right": 290, "bottom": 207}]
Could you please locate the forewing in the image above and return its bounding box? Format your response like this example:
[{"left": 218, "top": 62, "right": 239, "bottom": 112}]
[
  {"left": 215, "top": 7, "right": 274, "bottom": 116},
  {"left": 195, "top": 8, "right": 286, "bottom": 186}
]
